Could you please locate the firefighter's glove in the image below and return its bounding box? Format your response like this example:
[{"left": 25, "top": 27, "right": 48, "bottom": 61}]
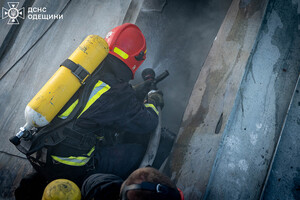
[
  {"left": 133, "top": 81, "right": 152, "bottom": 102},
  {"left": 147, "top": 90, "right": 164, "bottom": 109}
]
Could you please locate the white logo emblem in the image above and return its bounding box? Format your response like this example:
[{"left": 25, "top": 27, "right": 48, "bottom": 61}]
[
  {"left": 2, "top": 2, "right": 25, "bottom": 25},
  {"left": 106, "top": 31, "right": 112, "bottom": 39}
]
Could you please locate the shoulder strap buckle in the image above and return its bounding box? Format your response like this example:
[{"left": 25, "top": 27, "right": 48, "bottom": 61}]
[{"left": 61, "top": 59, "right": 90, "bottom": 84}]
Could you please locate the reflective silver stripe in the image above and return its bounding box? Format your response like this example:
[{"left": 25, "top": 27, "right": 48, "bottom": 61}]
[
  {"left": 58, "top": 81, "right": 110, "bottom": 119},
  {"left": 88, "top": 81, "right": 106, "bottom": 101},
  {"left": 78, "top": 81, "right": 110, "bottom": 118}
]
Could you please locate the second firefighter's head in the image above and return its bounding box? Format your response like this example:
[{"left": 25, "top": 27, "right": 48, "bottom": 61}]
[
  {"left": 120, "top": 167, "right": 184, "bottom": 200},
  {"left": 105, "top": 23, "right": 146, "bottom": 80},
  {"left": 42, "top": 179, "right": 81, "bottom": 200}
]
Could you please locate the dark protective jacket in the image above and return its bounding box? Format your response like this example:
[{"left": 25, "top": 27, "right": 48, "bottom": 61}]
[
  {"left": 76, "top": 67, "right": 158, "bottom": 134},
  {"left": 60, "top": 53, "right": 159, "bottom": 133},
  {"left": 26, "top": 54, "right": 159, "bottom": 184}
]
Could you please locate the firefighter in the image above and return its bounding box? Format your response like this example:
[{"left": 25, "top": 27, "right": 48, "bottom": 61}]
[{"left": 15, "top": 23, "right": 163, "bottom": 199}]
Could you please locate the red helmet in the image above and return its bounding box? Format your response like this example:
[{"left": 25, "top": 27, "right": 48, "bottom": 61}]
[{"left": 105, "top": 23, "right": 146, "bottom": 78}]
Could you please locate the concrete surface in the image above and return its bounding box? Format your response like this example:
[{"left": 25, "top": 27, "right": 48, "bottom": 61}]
[
  {"left": 0, "top": 0, "right": 29, "bottom": 60},
  {"left": 165, "top": 0, "right": 269, "bottom": 199},
  {"left": 0, "top": 0, "right": 71, "bottom": 79},
  {"left": 204, "top": 0, "right": 300, "bottom": 199},
  {"left": 0, "top": 152, "right": 31, "bottom": 198},
  {"left": 262, "top": 76, "right": 300, "bottom": 200}
]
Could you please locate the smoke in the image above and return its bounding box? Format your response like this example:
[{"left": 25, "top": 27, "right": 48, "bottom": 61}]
[{"left": 134, "top": 0, "right": 232, "bottom": 134}]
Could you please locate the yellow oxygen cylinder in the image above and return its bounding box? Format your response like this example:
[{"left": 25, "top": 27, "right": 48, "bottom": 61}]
[{"left": 25, "top": 35, "right": 108, "bottom": 130}]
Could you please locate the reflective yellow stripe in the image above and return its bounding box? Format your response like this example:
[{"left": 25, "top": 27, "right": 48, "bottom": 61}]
[
  {"left": 51, "top": 146, "right": 95, "bottom": 166},
  {"left": 96, "top": 136, "right": 104, "bottom": 140},
  {"left": 145, "top": 103, "right": 159, "bottom": 115},
  {"left": 77, "top": 81, "right": 110, "bottom": 118},
  {"left": 58, "top": 99, "right": 79, "bottom": 119},
  {"left": 58, "top": 81, "right": 110, "bottom": 119},
  {"left": 51, "top": 155, "right": 90, "bottom": 166},
  {"left": 113, "top": 47, "right": 129, "bottom": 59},
  {"left": 86, "top": 146, "right": 95, "bottom": 156}
]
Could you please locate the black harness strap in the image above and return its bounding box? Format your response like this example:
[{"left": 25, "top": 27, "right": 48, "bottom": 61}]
[
  {"left": 61, "top": 59, "right": 90, "bottom": 83},
  {"left": 26, "top": 63, "right": 104, "bottom": 156}
]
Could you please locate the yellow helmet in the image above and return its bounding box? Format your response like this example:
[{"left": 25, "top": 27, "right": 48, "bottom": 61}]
[{"left": 42, "top": 179, "right": 81, "bottom": 200}]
